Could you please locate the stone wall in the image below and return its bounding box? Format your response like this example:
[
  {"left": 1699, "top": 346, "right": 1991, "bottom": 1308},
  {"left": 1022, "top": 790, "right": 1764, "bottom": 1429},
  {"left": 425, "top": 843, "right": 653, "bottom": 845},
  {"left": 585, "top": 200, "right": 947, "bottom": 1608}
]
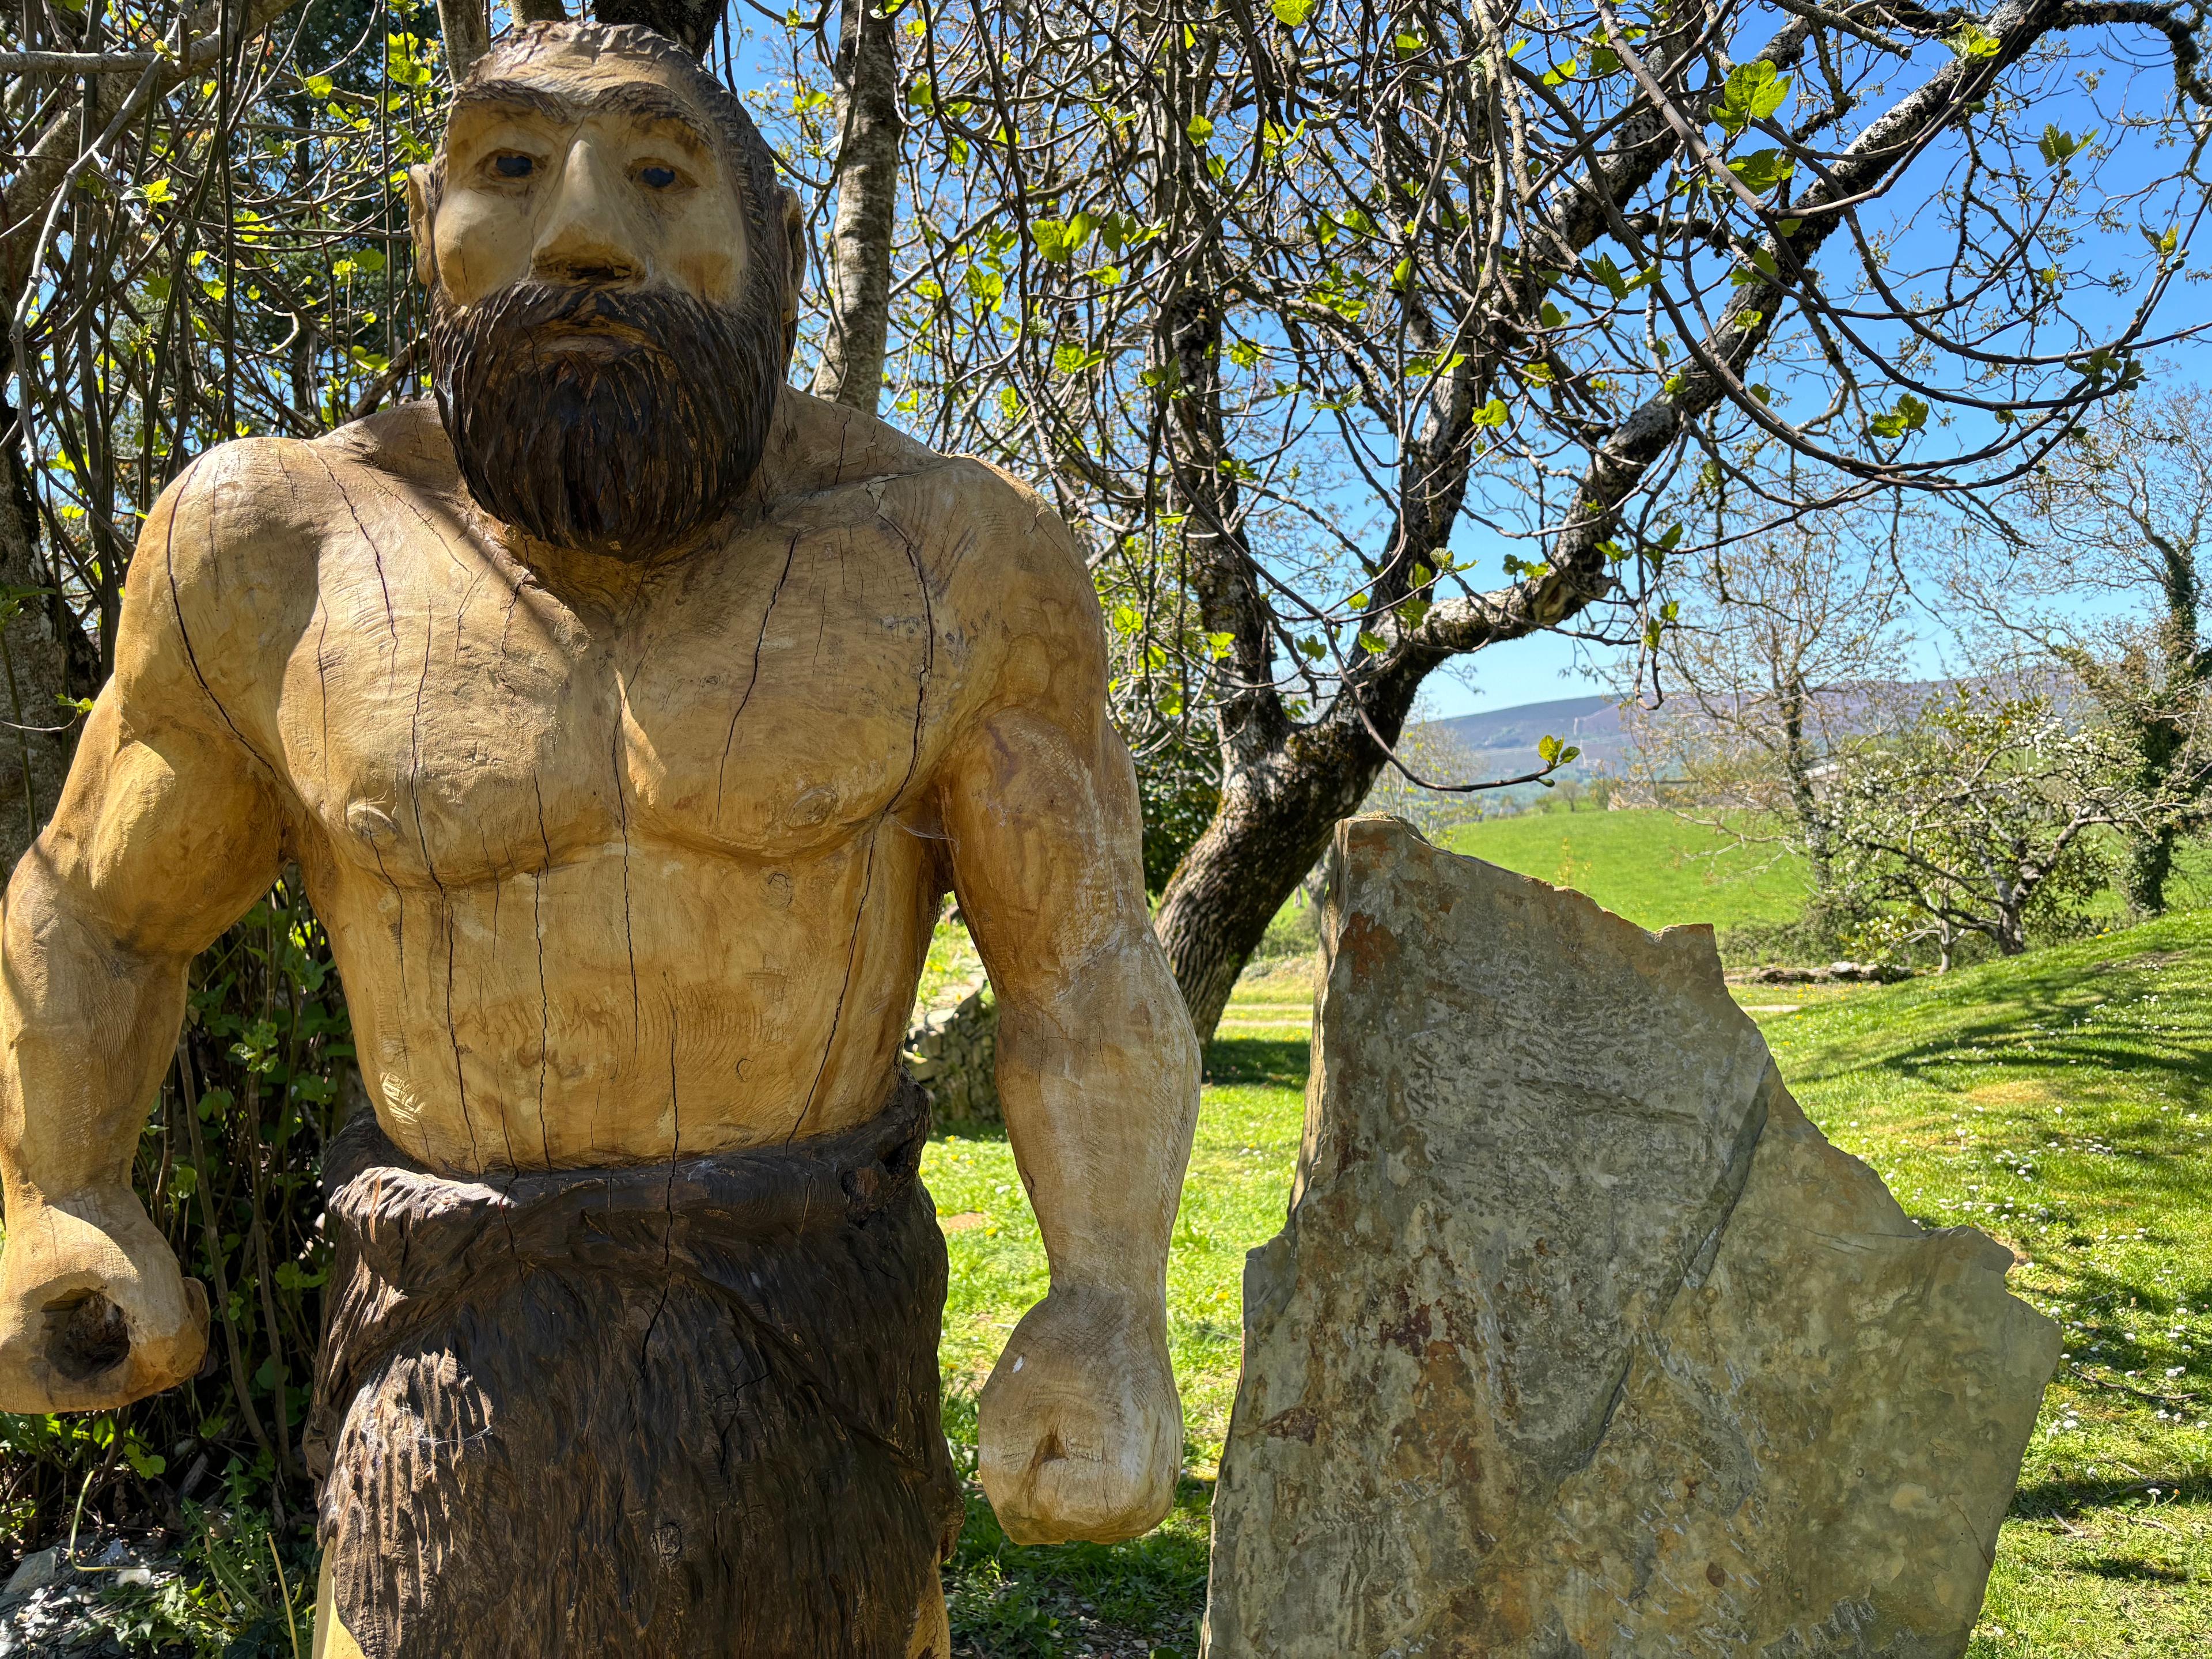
[{"left": 906, "top": 986, "right": 1001, "bottom": 1129}]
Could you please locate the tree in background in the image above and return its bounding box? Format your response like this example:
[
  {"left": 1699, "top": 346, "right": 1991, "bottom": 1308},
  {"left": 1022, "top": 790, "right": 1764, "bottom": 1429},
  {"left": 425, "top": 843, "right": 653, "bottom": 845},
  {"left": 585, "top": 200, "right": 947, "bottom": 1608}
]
[
  {"left": 0, "top": 0, "right": 456, "bottom": 1552},
  {"left": 1623, "top": 490, "right": 1910, "bottom": 929},
  {"left": 1824, "top": 687, "right": 2157, "bottom": 967},
  {"left": 794, "top": 0, "right": 2212, "bottom": 1039},
  {"left": 1359, "top": 708, "right": 1497, "bottom": 840},
  {"left": 1955, "top": 387, "right": 2212, "bottom": 915}
]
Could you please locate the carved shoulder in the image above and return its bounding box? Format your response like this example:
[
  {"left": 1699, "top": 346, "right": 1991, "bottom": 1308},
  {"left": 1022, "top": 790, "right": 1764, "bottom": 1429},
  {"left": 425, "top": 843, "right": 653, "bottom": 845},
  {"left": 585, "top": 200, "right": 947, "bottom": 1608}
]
[
  {"left": 910, "top": 456, "right": 1111, "bottom": 727},
  {"left": 315, "top": 397, "right": 462, "bottom": 495},
  {"left": 123, "top": 437, "right": 334, "bottom": 763}
]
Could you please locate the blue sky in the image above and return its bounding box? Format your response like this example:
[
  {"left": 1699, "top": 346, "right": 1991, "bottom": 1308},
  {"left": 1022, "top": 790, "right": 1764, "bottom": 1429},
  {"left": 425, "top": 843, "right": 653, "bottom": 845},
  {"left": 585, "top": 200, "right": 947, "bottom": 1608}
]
[{"left": 686, "top": 4, "right": 2210, "bottom": 719}]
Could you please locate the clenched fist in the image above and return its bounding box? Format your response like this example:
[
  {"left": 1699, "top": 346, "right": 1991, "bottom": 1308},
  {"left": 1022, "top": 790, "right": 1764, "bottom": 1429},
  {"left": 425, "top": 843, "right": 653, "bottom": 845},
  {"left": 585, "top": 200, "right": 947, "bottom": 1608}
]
[
  {"left": 977, "top": 1284, "right": 1181, "bottom": 1545},
  {"left": 0, "top": 1185, "right": 208, "bottom": 1414}
]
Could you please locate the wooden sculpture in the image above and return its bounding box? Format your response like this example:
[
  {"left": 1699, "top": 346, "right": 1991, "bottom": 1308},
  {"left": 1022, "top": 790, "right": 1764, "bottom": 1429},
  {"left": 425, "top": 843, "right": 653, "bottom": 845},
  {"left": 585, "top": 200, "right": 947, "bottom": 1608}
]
[{"left": 0, "top": 23, "right": 1200, "bottom": 1658}]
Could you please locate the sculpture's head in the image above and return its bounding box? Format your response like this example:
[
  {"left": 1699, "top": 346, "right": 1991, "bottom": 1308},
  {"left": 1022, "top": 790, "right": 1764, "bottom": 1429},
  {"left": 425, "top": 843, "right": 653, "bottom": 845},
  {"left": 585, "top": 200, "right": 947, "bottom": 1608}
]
[{"left": 408, "top": 22, "right": 804, "bottom": 560}]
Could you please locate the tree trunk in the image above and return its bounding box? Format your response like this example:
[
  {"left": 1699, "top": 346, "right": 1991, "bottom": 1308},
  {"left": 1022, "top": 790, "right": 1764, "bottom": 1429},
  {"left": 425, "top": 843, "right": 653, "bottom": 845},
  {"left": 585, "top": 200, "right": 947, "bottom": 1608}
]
[
  {"left": 0, "top": 404, "right": 78, "bottom": 872},
  {"left": 1779, "top": 671, "right": 1829, "bottom": 891},
  {"left": 809, "top": 0, "right": 903, "bottom": 412},
  {"left": 435, "top": 0, "right": 491, "bottom": 81},
  {"left": 1155, "top": 700, "right": 1416, "bottom": 1045},
  {"left": 2121, "top": 520, "right": 2209, "bottom": 915},
  {"left": 595, "top": 0, "right": 722, "bottom": 58},
  {"left": 2119, "top": 825, "right": 2177, "bottom": 916}
]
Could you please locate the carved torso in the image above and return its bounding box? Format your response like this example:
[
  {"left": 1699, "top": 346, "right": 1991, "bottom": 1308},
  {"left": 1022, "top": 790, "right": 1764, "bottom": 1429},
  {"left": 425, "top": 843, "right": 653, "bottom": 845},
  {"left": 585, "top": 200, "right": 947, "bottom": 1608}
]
[{"left": 160, "top": 394, "right": 1081, "bottom": 1173}]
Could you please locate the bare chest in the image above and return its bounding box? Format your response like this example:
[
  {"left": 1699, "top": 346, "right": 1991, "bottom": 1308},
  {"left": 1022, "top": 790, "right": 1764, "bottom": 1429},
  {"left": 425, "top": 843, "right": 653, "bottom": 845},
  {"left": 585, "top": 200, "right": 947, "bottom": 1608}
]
[{"left": 275, "top": 513, "right": 959, "bottom": 884}]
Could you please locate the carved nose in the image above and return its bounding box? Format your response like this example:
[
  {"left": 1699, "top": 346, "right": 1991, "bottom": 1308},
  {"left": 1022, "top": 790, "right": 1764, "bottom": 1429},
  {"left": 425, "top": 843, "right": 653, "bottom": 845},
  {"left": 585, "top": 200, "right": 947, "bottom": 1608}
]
[{"left": 532, "top": 139, "right": 643, "bottom": 286}]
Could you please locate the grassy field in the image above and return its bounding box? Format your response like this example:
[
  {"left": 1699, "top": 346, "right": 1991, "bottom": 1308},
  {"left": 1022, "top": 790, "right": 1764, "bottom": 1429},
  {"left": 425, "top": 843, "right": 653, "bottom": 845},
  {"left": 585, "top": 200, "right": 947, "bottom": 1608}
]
[
  {"left": 926, "top": 905, "right": 2212, "bottom": 1655},
  {"left": 1431, "top": 805, "right": 2212, "bottom": 938},
  {"left": 1438, "top": 805, "right": 1812, "bottom": 932}
]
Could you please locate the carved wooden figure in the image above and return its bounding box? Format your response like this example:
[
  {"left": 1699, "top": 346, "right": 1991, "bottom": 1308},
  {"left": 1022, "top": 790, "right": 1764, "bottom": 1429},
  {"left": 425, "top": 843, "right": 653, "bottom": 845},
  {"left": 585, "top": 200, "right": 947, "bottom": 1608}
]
[{"left": 0, "top": 24, "right": 1200, "bottom": 1658}]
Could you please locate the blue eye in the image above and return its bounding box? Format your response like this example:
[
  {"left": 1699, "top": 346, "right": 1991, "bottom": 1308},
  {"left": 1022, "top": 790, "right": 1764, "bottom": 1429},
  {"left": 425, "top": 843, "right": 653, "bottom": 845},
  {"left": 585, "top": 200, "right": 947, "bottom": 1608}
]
[
  {"left": 640, "top": 165, "right": 678, "bottom": 190},
  {"left": 494, "top": 153, "right": 534, "bottom": 179}
]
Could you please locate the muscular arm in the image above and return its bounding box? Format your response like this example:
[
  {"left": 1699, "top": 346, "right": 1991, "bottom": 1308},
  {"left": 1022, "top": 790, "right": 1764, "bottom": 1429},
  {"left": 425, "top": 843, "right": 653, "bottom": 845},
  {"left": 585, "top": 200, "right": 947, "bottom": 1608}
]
[
  {"left": 939, "top": 593, "right": 1200, "bottom": 1543},
  {"left": 0, "top": 479, "right": 286, "bottom": 1412}
]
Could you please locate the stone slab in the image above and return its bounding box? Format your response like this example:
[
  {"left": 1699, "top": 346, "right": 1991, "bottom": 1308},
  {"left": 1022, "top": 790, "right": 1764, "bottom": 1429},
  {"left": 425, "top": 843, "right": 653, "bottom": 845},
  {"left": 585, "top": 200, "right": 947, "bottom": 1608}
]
[{"left": 1201, "top": 816, "right": 2059, "bottom": 1659}]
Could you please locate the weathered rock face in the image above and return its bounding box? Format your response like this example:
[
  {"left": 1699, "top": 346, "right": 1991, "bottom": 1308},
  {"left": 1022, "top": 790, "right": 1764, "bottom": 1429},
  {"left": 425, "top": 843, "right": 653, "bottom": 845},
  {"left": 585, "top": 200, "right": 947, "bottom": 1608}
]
[{"left": 1202, "top": 816, "right": 2059, "bottom": 1659}]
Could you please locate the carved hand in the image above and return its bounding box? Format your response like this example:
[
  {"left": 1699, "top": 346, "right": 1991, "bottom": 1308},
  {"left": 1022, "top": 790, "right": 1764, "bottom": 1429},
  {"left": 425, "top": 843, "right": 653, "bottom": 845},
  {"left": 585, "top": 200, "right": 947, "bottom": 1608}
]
[
  {"left": 0, "top": 1186, "right": 209, "bottom": 1414},
  {"left": 976, "top": 1284, "right": 1183, "bottom": 1544}
]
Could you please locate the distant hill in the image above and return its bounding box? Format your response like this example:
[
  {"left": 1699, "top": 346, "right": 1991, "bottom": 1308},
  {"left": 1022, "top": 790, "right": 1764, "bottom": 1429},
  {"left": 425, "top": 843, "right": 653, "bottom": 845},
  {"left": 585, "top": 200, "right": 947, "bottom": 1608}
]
[
  {"left": 1411, "top": 677, "right": 2037, "bottom": 785},
  {"left": 1416, "top": 694, "right": 1630, "bottom": 780}
]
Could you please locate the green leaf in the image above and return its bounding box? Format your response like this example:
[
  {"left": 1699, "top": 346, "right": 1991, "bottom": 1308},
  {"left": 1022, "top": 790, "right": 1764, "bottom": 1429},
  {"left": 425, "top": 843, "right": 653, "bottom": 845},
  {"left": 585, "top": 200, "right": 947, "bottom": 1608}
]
[
  {"left": 1357, "top": 630, "right": 1389, "bottom": 654},
  {"left": 1186, "top": 115, "right": 1215, "bottom": 145},
  {"left": 1471, "top": 396, "right": 1509, "bottom": 429},
  {"left": 1946, "top": 22, "right": 1999, "bottom": 59},
  {"left": 1541, "top": 56, "right": 1578, "bottom": 86},
  {"left": 1586, "top": 252, "right": 1654, "bottom": 300},
  {"left": 2038, "top": 124, "right": 2094, "bottom": 166},
  {"left": 1868, "top": 393, "right": 1930, "bottom": 439},
  {"left": 1271, "top": 0, "right": 1315, "bottom": 22},
  {"left": 1713, "top": 61, "right": 1791, "bottom": 138},
  {"left": 1033, "top": 213, "right": 1099, "bottom": 264},
  {"left": 1726, "top": 148, "right": 1794, "bottom": 194}
]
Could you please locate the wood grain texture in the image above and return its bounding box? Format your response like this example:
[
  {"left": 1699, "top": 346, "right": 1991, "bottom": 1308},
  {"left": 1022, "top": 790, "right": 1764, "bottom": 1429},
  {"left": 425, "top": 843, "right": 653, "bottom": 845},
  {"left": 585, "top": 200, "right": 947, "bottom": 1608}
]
[
  {"left": 309, "top": 1078, "right": 959, "bottom": 1658},
  {"left": 0, "top": 24, "right": 1199, "bottom": 1618}
]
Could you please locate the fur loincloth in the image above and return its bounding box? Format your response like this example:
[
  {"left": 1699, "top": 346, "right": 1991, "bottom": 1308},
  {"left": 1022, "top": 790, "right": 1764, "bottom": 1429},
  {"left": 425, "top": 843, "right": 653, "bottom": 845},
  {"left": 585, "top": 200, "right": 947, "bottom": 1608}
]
[{"left": 303, "top": 1077, "right": 961, "bottom": 1658}]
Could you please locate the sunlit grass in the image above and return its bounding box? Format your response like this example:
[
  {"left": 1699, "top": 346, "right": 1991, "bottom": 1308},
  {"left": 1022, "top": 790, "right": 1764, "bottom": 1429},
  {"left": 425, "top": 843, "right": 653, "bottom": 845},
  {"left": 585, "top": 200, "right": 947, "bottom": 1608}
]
[{"left": 929, "top": 907, "right": 2212, "bottom": 1655}]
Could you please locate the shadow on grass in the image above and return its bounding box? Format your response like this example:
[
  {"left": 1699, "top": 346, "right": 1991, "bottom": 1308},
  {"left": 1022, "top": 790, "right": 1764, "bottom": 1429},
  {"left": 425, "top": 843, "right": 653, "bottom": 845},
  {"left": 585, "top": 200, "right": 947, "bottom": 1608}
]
[
  {"left": 2012, "top": 1469, "right": 2211, "bottom": 1518},
  {"left": 1791, "top": 943, "right": 2210, "bottom": 1119},
  {"left": 940, "top": 1390, "right": 1211, "bottom": 1657},
  {"left": 2079, "top": 1557, "right": 2192, "bottom": 1584},
  {"left": 1202, "top": 1036, "right": 1310, "bottom": 1090}
]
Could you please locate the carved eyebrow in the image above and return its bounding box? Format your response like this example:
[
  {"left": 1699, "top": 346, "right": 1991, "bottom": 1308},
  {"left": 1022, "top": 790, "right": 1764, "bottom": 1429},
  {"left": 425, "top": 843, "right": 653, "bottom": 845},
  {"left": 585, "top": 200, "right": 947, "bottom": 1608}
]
[
  {"left": 592, "top": 83, "right": 716, "bottom": 153},
  {"left": 448, "top": 79, "right": 716, "bottom": 157},
  {"left": 449, "top": 80, "right": 575, "bottom": 128}
]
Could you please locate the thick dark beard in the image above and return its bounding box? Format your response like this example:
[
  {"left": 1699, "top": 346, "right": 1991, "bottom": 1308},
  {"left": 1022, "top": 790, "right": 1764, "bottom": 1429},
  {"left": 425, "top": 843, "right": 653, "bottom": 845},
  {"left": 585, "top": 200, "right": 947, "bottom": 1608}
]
[{"left": 429, "top": 278, "right": 781, "bottom": 562}]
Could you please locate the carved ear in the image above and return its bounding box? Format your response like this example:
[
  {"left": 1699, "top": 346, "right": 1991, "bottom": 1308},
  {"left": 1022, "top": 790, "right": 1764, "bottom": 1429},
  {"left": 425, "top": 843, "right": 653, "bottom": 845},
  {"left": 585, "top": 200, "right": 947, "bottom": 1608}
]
[
  {"left": 779, "top": 187, "right": 806, "bottom": 309},
  {"left": 406, "top": 166, "right": 439, "bottom": 290},
  {"left": 778, "top": 186, "right": 805, "bottom": 370}
]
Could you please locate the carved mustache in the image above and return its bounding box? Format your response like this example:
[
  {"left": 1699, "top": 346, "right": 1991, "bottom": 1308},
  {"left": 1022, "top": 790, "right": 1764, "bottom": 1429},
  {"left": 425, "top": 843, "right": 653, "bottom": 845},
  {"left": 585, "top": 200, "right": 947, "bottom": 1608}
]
[{"left": 429, "top": 272, "right": 782, "bottom": 560}]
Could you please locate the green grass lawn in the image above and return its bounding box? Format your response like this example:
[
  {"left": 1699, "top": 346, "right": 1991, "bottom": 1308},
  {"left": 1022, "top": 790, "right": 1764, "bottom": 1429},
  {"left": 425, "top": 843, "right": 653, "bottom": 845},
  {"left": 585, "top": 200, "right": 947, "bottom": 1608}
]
[
  {"left": 927, "top": 907, "right": 2212, "bottom": 1656},
  {"left": 1439, "top": 805, "right": 1811, "bottom": 932}
]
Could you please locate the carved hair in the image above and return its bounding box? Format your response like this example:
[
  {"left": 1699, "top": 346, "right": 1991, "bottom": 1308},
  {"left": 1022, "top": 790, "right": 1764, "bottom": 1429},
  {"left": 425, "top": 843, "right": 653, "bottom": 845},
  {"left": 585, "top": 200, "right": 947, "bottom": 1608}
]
[{"left": 427, "top": 21, "right": 799, "bottom": 327}]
